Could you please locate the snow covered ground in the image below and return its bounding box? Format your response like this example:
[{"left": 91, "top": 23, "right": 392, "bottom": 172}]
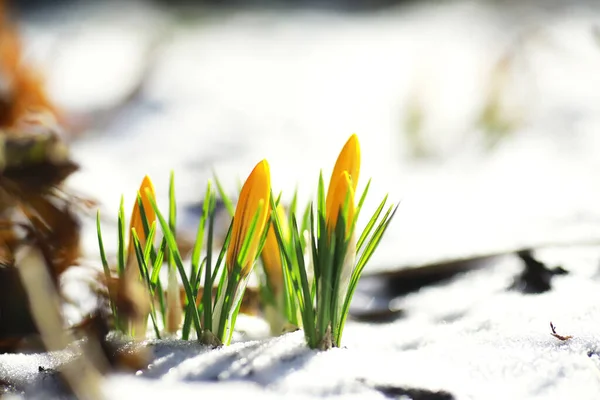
[
  {"left": 4, "top": 0, "right": 600, "bottom": 398},
  {"left": 4, "top": 249, "right": 600, "bottom": 399}
]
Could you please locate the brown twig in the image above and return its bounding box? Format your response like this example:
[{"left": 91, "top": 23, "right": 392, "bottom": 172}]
[{"left": 550, "top": 321, "right": 573, "bottom": 341}]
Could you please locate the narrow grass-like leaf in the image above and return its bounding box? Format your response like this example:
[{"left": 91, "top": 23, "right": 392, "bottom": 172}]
[
  {"left": 274, "top": 191, "right": 283, "bottom": 207},
  {"left": 269, "top": 194, "right": 299, "bottom": 326},
  {"left": 315, "top": 179, "right": 330, "bottom": 331},
  {"left": 213, "top": 171, "right": 235, "bottom": 217},
  {"left": 211, "top": 224, "right": 233, "bottom": 332},
  {"left": 117, "top": 196, "right": 126, "bottom": 278},
  {"left": 235, "top": 204, "right": 263, "bottom": 271},
  {"left": 290, "top": 215, "right": 316, "bottom": 344},
  {"left": 356, "top": 194, "right": 387, "bottom": 253},
  {"left": 330, "top": 195, "right": 352, "bottom": 344},
  {"left": 214, "top": 259, "right": 228, "bottom": 315},
  {"left": 190, "top": 181, "right": 212, "bottom": 290},
  {"left": 203, "top": 193, "right": 216, "bottom": 332},
  {"left": 317, "top": 172, "right": 326, "bottom": 237},
  {"left": 143, "top": 222, "right": 157, "bottom": 263},
  {"left": 167, "top": 172, "right": 177, "bottom": 305},
  {"left": 169, "top": 171, "right": 177, "bottom": 236},
  {"left": 336, "top": 203, "right": 397, "bottom": 345},
  {"left": 309, "top": 206, "right": 320, "bottom": 283},
  {"left": 153, "top": 237, "right": 167, "bottom": 322},
  {"left": 192, "top": 257, "right": 207, "bottom": 296},
  {"left": 300, "top": 201, "right": 312, "bottom": 245},
  {"left": 315, "top": 211, "right": 334, "bottom": 343},
  {"left": 96, "top": 211, "right": 111, "bottom": 284},
  {"left": 354, "top": 178, "right": 371, "bottom": 220},
  {"left": 216, "top": 267, "right": 241, "bottom": 341},
  {"left": 142, "top": 221, "right": 159, "bottom": 321},
  {"left": 212, "top": 220, "right": 232, "bottom": 284},
  {"left": 215, "top": 204, "right": 269, "bottom": 342},
  {"left": 226, "top": 285, "right": 245, "bottom": 344},
  {"left": 136, "top": 195, "right": 154, "bottom": 257},
  {"left": 182, "top": 257, "right": 207, "bottom": 340},
  {"left": 289, "top": 187, "right": 298, "bottom": 216},
  {"left": 256, "top": 219, "right": 271, "bottom": 268},
  {"left": 136, "top": 193, "right": 162, "bottom": 313},
  {"left": 96, "top": 210, "right": 118, "bottom": 331},
  {"left": 165, "top": 171, "right": 183, "bottom": 334},
  {"left": 150, "top": 237, "right": 167, "bottom": 284},
  {"left": 353, "top": 204, "right": 397, "bottom": 287},
  {"left": 131, "top": 228, "right": 161, "bottom": 338}
]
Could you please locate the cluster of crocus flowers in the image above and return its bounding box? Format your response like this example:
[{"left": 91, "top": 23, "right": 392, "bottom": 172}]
[
  {"left": 98, "top": 133, "right": 394, "bottom": 350},
  {"left": 99, "top": 160, "right": 273, "bottom": 344},
  {"left": 262, "top": 133, "right": 395, "bottom": 350},
  {"left": 312, "top": 134, "right": 361, "bottom": 349}
]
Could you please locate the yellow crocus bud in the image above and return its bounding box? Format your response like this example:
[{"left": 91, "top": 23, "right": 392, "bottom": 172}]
[
  {"left": 226, "top": 159, "right": 271, "bottom": 277},
  {"left": 325, "top": 133, "right": 360, "bottom": 224},
  {"left": 126, "top": 175, "right": 156, "bottom": 267},
  {"left": 123, "top": 175, "right": 156, "bottom": 340},
  {"left": 324, "top": 135, "right": 360, "bottom": 328},
  {"left": 213, "top": 160, "right": 272, "bottom": 340},
  {"left": 325, "top": 171, "right": 355, "bottom": 237}
]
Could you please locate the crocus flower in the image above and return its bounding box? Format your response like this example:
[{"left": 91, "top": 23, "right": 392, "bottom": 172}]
[
  {"left": 123, "top": 175, "right": 156, "bottom": 339},
  {"left": 325, "top": 134, "right": 360, "bottom": 235},
  {"left": 213, "top": 160, "right": 271, "bottom": 340},
  {"left": 226, "top": 159, "right": 271, "bottom": 277},
  {"left": 324, "top": 135, "right": 360, "bottom": 329},
  {"left": 127, "top": 175, "right": 156, "bottom": 266}
]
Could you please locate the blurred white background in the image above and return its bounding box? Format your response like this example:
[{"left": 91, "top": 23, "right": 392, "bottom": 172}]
[{"left": 12, "top": 0, "right": 600, "bottom": 269}]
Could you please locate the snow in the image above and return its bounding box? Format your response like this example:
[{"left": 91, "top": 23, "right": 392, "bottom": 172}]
[
  {"left": 5, "top": 250, "right": 600, "bottom": 399},
  {"left": 5, "top": 0, "right": 600, "bottom": 398}
]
